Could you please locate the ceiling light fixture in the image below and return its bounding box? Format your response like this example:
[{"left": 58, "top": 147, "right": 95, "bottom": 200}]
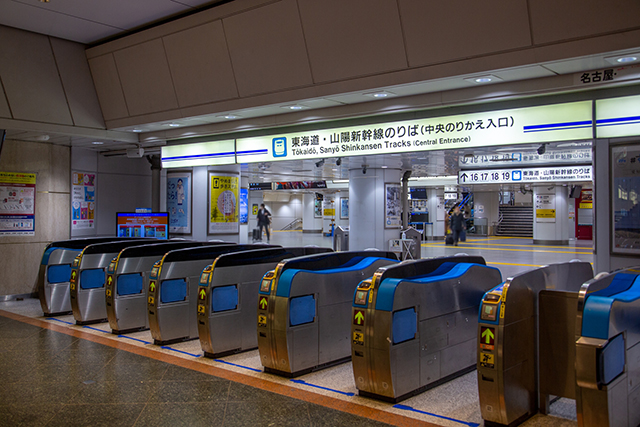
[
  {"left": 131, "top": 129, "right": 142, "bottom": 133},
  {"left": 217, "top": 114, "right": 241, "bottom": 119},
  {"left": 604, "top": 52, "right": 640, "bottom": 65},
  {"left": 464, "top": 75, "right": 502, "bottom": 84},
  {"left": 282, "top": 104, "right": 307, "bottom": 111},
  {"left": 165, "top": 123, "right": 181, "bottom": 127},
  {"left": 364, "top": 91, "right": 395, "bottom": 99},
  {"left": 91, "top": 141, "right": 103, "bottom": 145}
]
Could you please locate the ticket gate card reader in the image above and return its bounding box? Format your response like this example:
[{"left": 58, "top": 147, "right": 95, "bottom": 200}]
[
  {"left": 197, "top": 246, "right": 333, "bottom": 358},
  {"left": 148, "top": 244, "right": 278, "bottom": 345},
  {"left": 575, "top": 267, "right": 640, "bottom": 427},
  {"left": 105, "top": 241, "right": 214, "bottom": 334},
  {"left": 38, "top": 237, "right": 128, "bottom": 316},
  {"left": 257, "top": 251, "right": 399, "bottom": 377},
  {"left": 70, "top": 239, "right": 158, "bottom": 325},
  {"left": 351, "top": 255, "right": 501, "bottom": 402},
  {"left": 477, "top": 261, "right": 594, "bottom": 427}
]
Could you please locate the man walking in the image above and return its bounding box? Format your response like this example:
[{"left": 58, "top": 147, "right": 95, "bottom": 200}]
[
  {"left": 257, "top": 203, "right": 272, "bottom": 242},
  {"left": 449, "top": 205, "right": 465, "bottom": 246}
]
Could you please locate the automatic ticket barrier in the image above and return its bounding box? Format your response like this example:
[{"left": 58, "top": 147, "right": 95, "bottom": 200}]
[
  {"left": 148, "top": 244, "right": 277, "bottom": 345},
  {"left": 477, "top": 261, "right": 594, "bottom": 426},
  {"left": 105, "top": 241, "right": 212, "bottom": 334},
  {"left": 38, "top": 237, "right": 125, "bottom": 316},
  {"left": 257, "top": 251, "right": 399, "bottom": 377},
  {"left": 575, "top": 267, "right": 640, "bottom": 427},
  {"left": 351, "top": 255, "right": 502, "bottom": 402},
  {"left": 70, "top": 239, "right": 158, "bottom": 325},
  {"left": 197, "top": 246, "right": 333, "bottom": 358}
]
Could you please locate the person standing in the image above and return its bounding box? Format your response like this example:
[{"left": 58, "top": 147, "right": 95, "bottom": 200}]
[
  {"left": 449, "top": 205, "right": 465, "bottom": 246},
  {"left": 257, "top": 203, "right": 272, "bottom": 242}
]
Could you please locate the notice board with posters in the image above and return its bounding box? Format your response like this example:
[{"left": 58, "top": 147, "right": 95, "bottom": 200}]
[
  {"left": 71, "top": 171, "right": 96, "bottom": 230},
  {"left": 0, "top": 172, "right": 36, "bottom": 236},
  {"left": 208, "top": 172, "right": 239, "bottom": 234}
]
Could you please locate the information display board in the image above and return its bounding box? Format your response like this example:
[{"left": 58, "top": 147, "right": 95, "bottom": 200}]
[
  {"left": 116, "top": 212, "right": 168, "bottom": 239},
  {"left": 611, "top": 144, "right": 640, "bottom": 254}
]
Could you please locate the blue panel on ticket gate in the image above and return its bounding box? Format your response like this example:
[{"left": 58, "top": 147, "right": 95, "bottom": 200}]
[
  {"left": 117, "top": 274, "right": 143, "bottom": 296},
  {"left": 47, "top": 264, "right": 72, "bottom": 284},
  {"left": 80, "top": 269, "right": 105, "bottom": 289}
]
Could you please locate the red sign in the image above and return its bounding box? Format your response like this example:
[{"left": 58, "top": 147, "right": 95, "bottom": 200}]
[{"left": 480, "top": 326, "right": 495, "bottom": 350}]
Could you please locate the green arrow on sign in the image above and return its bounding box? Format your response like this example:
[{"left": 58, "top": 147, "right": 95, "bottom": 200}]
[
  {"left": 107, "top": 276, "right": 113, "bottom": 285},
  {"left": 199, "top": 289, "right": 206, "bottom": 299},
  {"left": 354, "top": 311, "right": 364, "bottom": 325},
  {"left": 149, "top": 282, "right": 156, "bottom": 292},
  {"left": 71, "top": 271, "right": 76, "bottom": 279},
  {"left": 482, "top": 328, "right": 495, "bottom": 344},
  {"left": 259, "top": 298, "right": 267, "bottom": 309}
]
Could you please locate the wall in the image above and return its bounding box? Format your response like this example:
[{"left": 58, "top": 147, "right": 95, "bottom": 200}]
[
  {"left": 0, "top": 139, "right": 70, "bottom": 297},
  {"left": 86, "top": 0, "right": 640, "bottom": 133},
  {"left": 71, "top": 148, "right": 153, "bottom": 237},
  {"left": 473, "top": 191, "right": 500, "bottom": 235},
  {"left": 247, "top": 192, "right": 303, "bottom": 232}
]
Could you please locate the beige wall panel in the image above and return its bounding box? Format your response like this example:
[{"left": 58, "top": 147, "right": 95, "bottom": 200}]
[
  {"left": 298, "top": 0, "right": 407, "bottom": 83},
  {"left": 398, "top": 0, "right": 531, "bottom": 67},
  {"left": 0, "top": 26, "right": 73, "bottom": 125},
  {"left": 530, "top": 0, "right": 640, "bottom": 45},
  {"left": 88, "top": 54, "right": 129, "bottom": 121},
  {"left": 163, "top": 22, "right": 239, "bottom": 107},
  {"left": 0, "top": 243, "right": 49, "bottom": 295},
  {"left": 50, "top": 38, "right": 106, "bottom": 129},
  {"left": 0, "top": 78, "right": 10, "bottom": 118},
  {"left": 223, "top": 0, "right": 313, "bottom": 96},
  {"left": 35, "top": 192, "right": 70, "bottom": 243},
  {"left": 113, "top": 39, "right": 179, "bottom": 117}
]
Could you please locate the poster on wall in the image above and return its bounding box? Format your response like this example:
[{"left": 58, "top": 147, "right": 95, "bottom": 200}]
[
  {"left": 437, "top": 197, "right": 445, "bottom": 221},
  {"left": 385, "top": 183, "right": 402, "bottom": 228},
  {"left": 611, "top": 143, "right": 640, "bottom": 254},
  {"left": 239, "top": 189, "right": 248, "bottom": 224},
  {"left": 166, "top": 171, "right": 191, "bottom": 234},
  {"left": 535, "top": 194, "right": 556, "bottom": 223},
  {"left": 208, "top": 172, "right": 239, "bottom": 234},
  {"left": 340, "top": 198, "right": 349, "bottom": 219},
  {"left": 0, "top": 172, "right": 36, "bottom": 236},
  {"left": 71, "top": 171, "right": 95, "bottom": 230},
  {"left": 314, "top": 199, "right": 322, "bottom": 218}
]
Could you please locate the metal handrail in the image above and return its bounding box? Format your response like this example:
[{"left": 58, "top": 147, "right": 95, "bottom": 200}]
[{"left": 281, "top": 218, "right": 302, "bottom": 231}]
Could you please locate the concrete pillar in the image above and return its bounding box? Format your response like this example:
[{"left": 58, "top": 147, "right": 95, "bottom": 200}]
[
  {"left": 239, "top": 174, "right": 249, "bottom": 244},
  {"left": 473, "top": 192, "right": 500, "bottom": 235},
  {"left": 348, "top": 166, "right": 402, "bottom": 250},
  {"left": 533, "top": 185, "right": 569, "bottom": 245},
  {"left": 322, "top": 194, "right": 335, "bottom": 235},
  {"left": 302, "top": 193, "right": 322, "bottom": 233},
  {"left": 426, "top": 188, "right": 445, "bottom": 240},
  {"left": 148, "top": 154, "right": 162, "bottom": 212}
]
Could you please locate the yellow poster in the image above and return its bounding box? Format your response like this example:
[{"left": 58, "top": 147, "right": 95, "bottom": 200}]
[{"left": 209, "top": 173, "right": 239, "bottom": 234}]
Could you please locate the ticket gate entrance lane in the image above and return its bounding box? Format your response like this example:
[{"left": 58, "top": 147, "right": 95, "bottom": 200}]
[
  {"left": 105, "top": 241, "right": 216, "bottom": 334},
  {"left": 351, "top": 255, "right": 502, "bottom": 402},
  {"left": 148, "top": 244, "right": 279, "bottom": 345},
  {"left": 476, "top": 261, "right": 594, "bottom": 427},
  {"left": 197, "top": 246, "right": 333, "bottom": 358},
  {"left": 69, "top": 239, "right": 159, "bottom": 325},
  {"left": 257, "top": 251, "right": 399, "bottom": 377},
  {"left": 38, "top": 237, "right": 128, "bottom": 316},
  {"left": 575, "top": 267, "right": 640, "bottom": 427}
]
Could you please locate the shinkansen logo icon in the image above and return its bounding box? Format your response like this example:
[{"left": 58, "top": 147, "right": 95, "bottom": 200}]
[{"left": 272, "top": 137, "right": 287, "bottom": 157}]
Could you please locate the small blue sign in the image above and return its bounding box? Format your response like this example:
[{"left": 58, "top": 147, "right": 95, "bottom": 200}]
[
  {"left": 272, "top": 137, "right": 287, "bottom": 158},
  {"left": 512, "top": 170, "right": 522, "bottom": 181}
]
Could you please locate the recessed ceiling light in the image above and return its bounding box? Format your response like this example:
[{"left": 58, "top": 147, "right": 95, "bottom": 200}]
[
  {"left": 364, "top": 91, "right": 395, "bottom": 99},
  {"left": 91, "top": 141, "right": 104, "bottom": 145},
  {"left": 218, "top": 114, "right": 241, "bottom": 119},
  {"left": 166, "top": 123, "right": 181, "bottom": 127},
  {"left": 381, "top": 165, "right": 388, "bottom": 168},
  {"left": 605, "top": 52, "right": 640, "bottom": 65},
  {"left": 281, "top": 105, "right": 307, "bottom": 110},
  {"left": 464, "top": 75, "right": 502, "bottom": 84},
  {"left": 131, "top": 129, "right": 142, "bottom": 133}
]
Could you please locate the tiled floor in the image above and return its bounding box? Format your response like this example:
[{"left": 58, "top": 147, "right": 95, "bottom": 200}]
[{"left": 0, "top": 232, "right": 595, "bottom": 427}]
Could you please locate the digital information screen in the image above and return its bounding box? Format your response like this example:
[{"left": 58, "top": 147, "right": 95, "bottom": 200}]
[{"left": 116, "top": 212, "right": 168, "bottom": 240}]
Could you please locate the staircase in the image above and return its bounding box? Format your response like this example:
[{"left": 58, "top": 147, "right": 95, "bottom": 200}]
[{"left": 496, "top": 206, "right": 533, "bottom": 237}]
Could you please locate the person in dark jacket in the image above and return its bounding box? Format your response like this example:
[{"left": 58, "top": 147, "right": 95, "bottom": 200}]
[
  {"left": 449, "top": 205, "right": 465, "bottom": 246},
  {"left": 256, "top": 203, "right": 271, "bottom": 242}
]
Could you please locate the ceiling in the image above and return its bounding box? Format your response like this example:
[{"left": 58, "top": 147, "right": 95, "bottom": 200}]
[{"left": 1, "top": 0, "right": 637, "bottom": 187}]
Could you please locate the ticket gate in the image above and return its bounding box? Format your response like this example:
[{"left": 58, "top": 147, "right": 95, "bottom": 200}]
[
  {"left": 105, "top": 241, "right": 214, "bottom": 334},
  {"left": 38, "top": 237, "right": 125, "bottom": 316},
  {"left": 575, "top": 267, "right": 640, "bottom": 427},
  {"left": 70, "top": 239, "right": 158, "bottom": 325},
  {"left": 257, "top": 251, "right": 399, "bottom": 377},
  {"left": 351, "top": 255, "right": 502, "bottom": 402},
  {"left": 148, "top": 244, "right": 277, "bottom": 345},
  {"left": 197, "top": 246, "right": 333, "bottom": 358},
  {"left": 477, "top": 261, "right": 594, "bottom": 427}
]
